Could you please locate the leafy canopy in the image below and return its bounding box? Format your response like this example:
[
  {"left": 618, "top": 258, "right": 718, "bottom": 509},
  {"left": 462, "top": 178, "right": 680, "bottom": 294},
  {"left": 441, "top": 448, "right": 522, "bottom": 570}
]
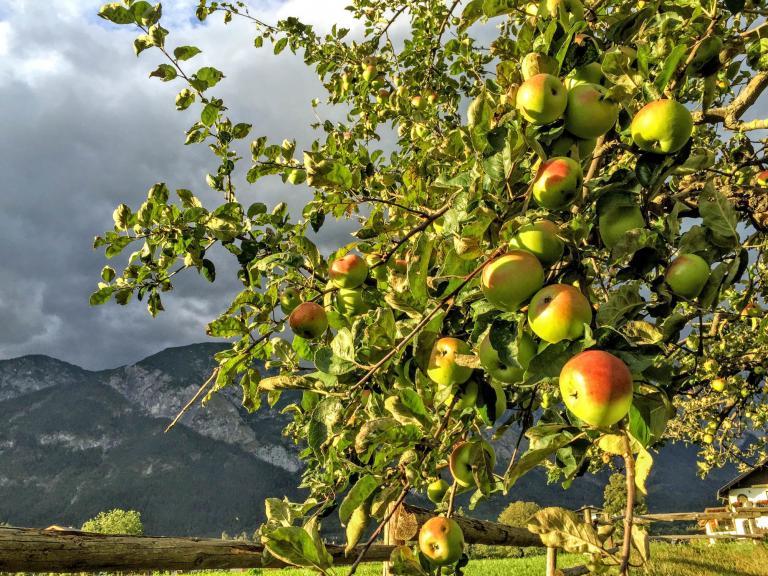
[{"left": 94, "top": 0, "right": 768, "bottom": 572}]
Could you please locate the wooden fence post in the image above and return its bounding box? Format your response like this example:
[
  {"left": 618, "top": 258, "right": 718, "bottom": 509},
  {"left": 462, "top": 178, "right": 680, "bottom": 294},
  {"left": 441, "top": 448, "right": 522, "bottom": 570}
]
[
  {"left": 546, "top": 546, "right": 558, "bottom": 576},
  {"left": 382, "top": 503, "right": 404, "bottom": 576}
]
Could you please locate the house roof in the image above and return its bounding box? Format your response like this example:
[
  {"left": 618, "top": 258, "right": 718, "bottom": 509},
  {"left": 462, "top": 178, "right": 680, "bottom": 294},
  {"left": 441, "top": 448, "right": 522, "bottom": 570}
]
[{"left": 717, "top": 457, "right": 768, "bottom": 499}]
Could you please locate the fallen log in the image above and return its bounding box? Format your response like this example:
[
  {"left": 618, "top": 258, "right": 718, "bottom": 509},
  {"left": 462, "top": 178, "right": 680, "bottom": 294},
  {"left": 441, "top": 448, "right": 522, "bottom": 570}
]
[{"left": 0, "top": 526, "right": 395, "bottom": 572}]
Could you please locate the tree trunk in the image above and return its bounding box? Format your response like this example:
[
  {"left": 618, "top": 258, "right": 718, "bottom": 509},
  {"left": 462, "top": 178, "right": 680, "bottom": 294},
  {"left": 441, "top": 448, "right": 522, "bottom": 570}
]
[{"left": 0, "top": 526, "right": 394, "bottom": 572}]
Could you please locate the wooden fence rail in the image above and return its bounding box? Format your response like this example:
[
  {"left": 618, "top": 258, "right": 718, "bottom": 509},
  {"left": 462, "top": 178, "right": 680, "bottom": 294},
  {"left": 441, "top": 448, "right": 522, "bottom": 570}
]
[
  {"left": 0, "top": 526, "right": 394, "bottom": 572},
  {"left": 1, "top": 506, "right": 764, "bottom": 575}
]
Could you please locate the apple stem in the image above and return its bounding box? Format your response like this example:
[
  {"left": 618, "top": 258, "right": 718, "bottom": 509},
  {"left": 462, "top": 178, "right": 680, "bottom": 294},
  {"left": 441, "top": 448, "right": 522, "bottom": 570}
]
[{"left": 619, "top": 436, "right": 636, "bottom": 576}]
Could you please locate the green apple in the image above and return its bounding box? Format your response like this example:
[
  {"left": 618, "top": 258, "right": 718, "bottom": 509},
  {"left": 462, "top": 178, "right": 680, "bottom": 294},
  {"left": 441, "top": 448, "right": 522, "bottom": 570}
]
[
  {"left": 427, "top": 478, "right": 450, "bottom": 504},
  {"left": 279, "top": 287, "right": 301, "bottom": 315},
  {"left": 330, "top": 254, "right": 369, "bottom": 289},
  {"left": 532, "top": 156, "right": 583, "bottom": 210},
  {"left": 528, "top": 284, "right": 592, "bottom": 343},
  {"left": 362, "top": 63, "right": 377, "bottom": 82},
  {"left": 521, "top": 52, "right": 558, "bottom": 81},
  {"left": 564, "top": 62, "right": 603, "bottom": 90},
  {"left": 549, "top": 134, "right": 597, "bottom": 160},
  {"left": 449, "top": 441, "right": 496, "bottom": 488},
  {"left": 516, "top": 73, "right": 567, "bottom": 125},
  {"left": 564, "top": 84, "right": 618, "bottom": 139},
  {"left": 336, "top": 287, "right": 368, "bottom": 316},
  {"left": 631, "top": 99, "right": 693, "bottom": 154},
  {"left": 411, "top": 94, "right": 425, "bottom": 110},
  {"left": 481, "top": 251, "right": 545, "bottom": 311},
  {"left": 559, "top": 350, "right": 634, "bottom": 427},
  {"left": 509, "top": 219, "right": 564, "bottom": 266},
  {"left": 665, "top": 253, "right": 710, "bottom": 298},
  {"left": 427, "top": 337, "right": 474, "bottom": 388},
  {"left": 598, "top": 200, "right": 645, "bottom": 249},
  {"left": 418, "top": 516, "right": 465, "bottom": 566},
  {"left": 477, "top": 330, "right": 537, "bottom": 383},
  {"left": 288, "top": 302, "right": 329, "bottom": 339}
]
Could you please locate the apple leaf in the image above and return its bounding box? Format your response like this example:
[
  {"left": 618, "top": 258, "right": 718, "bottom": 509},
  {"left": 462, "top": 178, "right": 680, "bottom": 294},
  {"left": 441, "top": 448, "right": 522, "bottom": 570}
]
[
  {"left": 634, "top": 445, "right": 653, "bottom": 497},
  {"left": 389, "top": 546, "right": 428, "bottom": 576},
  {"left": 505, "top": 433, "right": 576, "bottom": 490},
  {"left": 631, "top": 524, "right": 650, "bottom": 562},
  {"left": 654, "top": 44, "right": 688, "bottom": 93},
  {"left": 699, "top": 183, "right": 739, "bottom": 247},
  {"left": 339, "top": 475, "right": 379, "bottom": 526},
  {"left": 629, "top": 388, "right": 674, "bottom": 447},
  {"left": 262, "top": 526, "right": 331, "bottom": 570},
  {"left": 596, "top": 282, "right": 644, "bottom": 327},
  {"left": 527, "top": 507, "right": 606, "bottom": 554},
  {"left": 597, "top": 434, "right": 627, "bottom": 456},
  {"left": 623, "top": 320, "right": 663, "bottom": 345}
]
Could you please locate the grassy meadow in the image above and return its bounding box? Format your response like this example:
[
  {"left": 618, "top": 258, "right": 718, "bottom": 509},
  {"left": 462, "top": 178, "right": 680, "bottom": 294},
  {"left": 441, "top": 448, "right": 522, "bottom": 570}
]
[{"left": 166, "top": 541, "right": 768, "bottom": 576}]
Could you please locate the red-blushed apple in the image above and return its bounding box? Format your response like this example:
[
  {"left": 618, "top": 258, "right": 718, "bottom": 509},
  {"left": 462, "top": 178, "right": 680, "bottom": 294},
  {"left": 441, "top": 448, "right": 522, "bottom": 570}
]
[
  {"left": 481, "top": 251, "right": 545, "bottom": 311},
  {"left": 427, "top": 478, "right": 450, "bottom": 504},
  {"left": 532, "top": 156, "right": 583, "bottom": 210},
  {"left": 477, "top": 330, "right": 537, "bottom": 383},
  {"left": 418, "top": 517, "right": 465, "bottom": 566},
  {"left": 516, "top": 73, "right": 567, "bottom": 125},
  {"left": 289, "top": 302, "right": 329, "bottom": 339},
  {"left": 631, "top": 99, "right": 693, "bottom": 154},
  {"left": 757, "top": 170, "right": 768, "bottom": 188},
  {"left": 329, "top": 253, "right": 369, "bottom": 289},
  {"left": 598, "top": 201, "right": 645, "bottom": 249},
  {"left": 528, "top": 284, "right": 592, "bottom": 343},
  {"left": 449, "top": 441, "right": 496, "bottom": 487},
  {"left": 279, "top": 287, "right": 301, "bottom": 315},
  {"left": 509, "top": 219, "right": 564, "bottom": 266},
  {"left": 559, "top": 350, "right": 634, "bottom": 427},
  {"left": 565, "top": 84, "right": 618, "bottom": 139},
  {"left": 427, "top": 337, "right": 474, "bottom": 389},
  {"left": 665, "top": 253, "right": 710, "bottom": 298}
]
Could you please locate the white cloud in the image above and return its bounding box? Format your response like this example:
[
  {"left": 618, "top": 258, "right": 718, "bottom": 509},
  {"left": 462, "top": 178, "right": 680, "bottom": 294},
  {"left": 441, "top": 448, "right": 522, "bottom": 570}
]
[{"left": 0, "top": 21, "right": 11, "bottom": 56}]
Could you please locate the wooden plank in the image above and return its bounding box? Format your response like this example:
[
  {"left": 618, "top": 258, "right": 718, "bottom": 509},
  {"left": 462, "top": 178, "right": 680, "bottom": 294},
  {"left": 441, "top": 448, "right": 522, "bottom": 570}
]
[
  {"left": 545, "top": 547, "right": 557, "bottom": 576},
  {"left": 0, "top": 526, "right": 395, "bottom": 572},
  {"left": 629, "top": 509, "right": 768, "bottom": 522},
  {"left": 650, "top": 533, "right": 765, "bottom": 541}
]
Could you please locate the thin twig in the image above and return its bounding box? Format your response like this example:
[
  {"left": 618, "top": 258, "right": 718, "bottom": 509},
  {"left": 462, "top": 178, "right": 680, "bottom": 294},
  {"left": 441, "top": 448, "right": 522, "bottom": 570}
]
[
  {"left": 164, "top": 368, "right": 219, "bottom": 433},
  {"left": 619, "top": 435, "right": 636, "bottom": 576}
]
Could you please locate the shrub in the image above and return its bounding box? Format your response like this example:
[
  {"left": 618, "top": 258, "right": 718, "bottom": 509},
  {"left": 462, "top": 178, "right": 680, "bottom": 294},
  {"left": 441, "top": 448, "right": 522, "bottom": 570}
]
[{"left": 81, "top": 509, "right": 143, "bottom": 536}]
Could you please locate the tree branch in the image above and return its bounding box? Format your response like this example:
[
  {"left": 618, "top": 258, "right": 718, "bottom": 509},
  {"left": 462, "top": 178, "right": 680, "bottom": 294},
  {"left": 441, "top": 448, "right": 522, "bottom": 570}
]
[
  {"left": 694, "top": 71, "right": 768, "bottom": 130},
  {"left": 619, "top": 436, "right": 636, "bottom": 576}
]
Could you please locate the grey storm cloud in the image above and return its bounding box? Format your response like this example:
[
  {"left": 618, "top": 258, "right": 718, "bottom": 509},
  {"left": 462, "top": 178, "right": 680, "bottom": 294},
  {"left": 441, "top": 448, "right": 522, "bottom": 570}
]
[{"left": 0, "top": 0, "right": 370, "bottom": 369}]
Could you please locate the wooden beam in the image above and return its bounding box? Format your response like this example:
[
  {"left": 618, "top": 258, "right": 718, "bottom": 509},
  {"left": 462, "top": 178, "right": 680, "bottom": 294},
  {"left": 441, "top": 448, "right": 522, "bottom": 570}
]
[
  {"left": 392, "top": 504, "right": 544, "bottom": 547},
  {"left": 634, "top": 509, "right": 768, "bottom": 522},
  {"left": 650, "top": 533, "right": 765, "bottom": 541},
  {"left": 0, "top": 526, "right": 395, "bottom": 573}
]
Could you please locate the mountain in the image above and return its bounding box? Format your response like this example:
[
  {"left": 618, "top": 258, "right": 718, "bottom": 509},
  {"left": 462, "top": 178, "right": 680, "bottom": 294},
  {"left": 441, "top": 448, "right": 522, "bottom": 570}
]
[{"left": 0, "top": 343, "right": 736, "bottom": 537}]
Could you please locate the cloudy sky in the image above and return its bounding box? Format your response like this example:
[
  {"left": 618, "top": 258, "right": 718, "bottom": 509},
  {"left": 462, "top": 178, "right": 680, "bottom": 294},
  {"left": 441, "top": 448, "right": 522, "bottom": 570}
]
[{"left": 0, "top": 0, "right": 375, "bottom": 370}]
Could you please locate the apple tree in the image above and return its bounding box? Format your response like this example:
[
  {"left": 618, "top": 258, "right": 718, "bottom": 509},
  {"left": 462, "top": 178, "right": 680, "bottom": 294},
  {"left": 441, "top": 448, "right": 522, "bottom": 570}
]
[{"left": 93, "top": 0, "right": 768, "bottom": 573}]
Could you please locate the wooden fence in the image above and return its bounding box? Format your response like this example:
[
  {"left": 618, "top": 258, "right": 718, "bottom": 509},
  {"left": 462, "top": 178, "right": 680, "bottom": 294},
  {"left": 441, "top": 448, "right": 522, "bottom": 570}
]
[{"left": 1, "top": 505, "right": 766, "bottom": 576}]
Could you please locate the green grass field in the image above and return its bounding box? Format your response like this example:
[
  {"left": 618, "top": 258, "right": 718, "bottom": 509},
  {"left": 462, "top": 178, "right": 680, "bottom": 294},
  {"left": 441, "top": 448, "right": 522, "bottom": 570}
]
[{"left": 172, "top": 542, "right": 768, "bottom": 576}]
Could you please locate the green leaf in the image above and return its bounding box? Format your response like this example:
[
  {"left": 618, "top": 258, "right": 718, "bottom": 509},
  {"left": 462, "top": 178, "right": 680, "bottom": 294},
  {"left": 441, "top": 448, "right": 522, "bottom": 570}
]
[
  {"left": 273, "top": 37, "right": 289, "bottom": 55},
  {"left": 134, "top": 34, "right": 153, "bottom": 56},
  {"left": 505, "top": 433, "right": 576, "bottom": 490},
  {"left": 596, "top": 282, "right": 644, "bottom": 327},
  {"left": 339, "top": 475, "right": 379, "bottom": 526},
  {"left": 89, "top": 286, "right": 114, "bottom": 306},
  {"left": 194, "top": 66, "right": 224, "bottom": 90},
  {"left": 629, "top": 388, "right": 673, "bottom": 447},
  {"left": 634, "top": 445, "right": 653, "bottom": 497},
  {"left": 654, "top": 44, "right": 688, "bottom": 93},
  {"left": 262, "top": 526, "right": 331, "bottom": 569},
  {"left": 623, "top": 320, "right": 663, "bottom": 345},
  {"left": 389, "top": 546, "right": 428, "bottom": 575},
  {"left": 98, "top": 3, "right": 135, "bottom": 24},
  {"left": 528, "top": 507, "right": 605, "bottom": 554},
  {"left": 173, "top": 45, "right": 202, "bottom": 61},
  {"left": 699, "top": 182, "right": 739, "bottom": 246},
  {"left": 201, "top": 103, "right": 218, "bottom": 127},
  {"left": 149, "top": 63, "right": 177, "bottom": 81},
  {"left": 175, "top": 88, "right": 196, "bottom": 110},
  {"left": 206, "top": 316, "right": 245, "bottom": 338}
]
